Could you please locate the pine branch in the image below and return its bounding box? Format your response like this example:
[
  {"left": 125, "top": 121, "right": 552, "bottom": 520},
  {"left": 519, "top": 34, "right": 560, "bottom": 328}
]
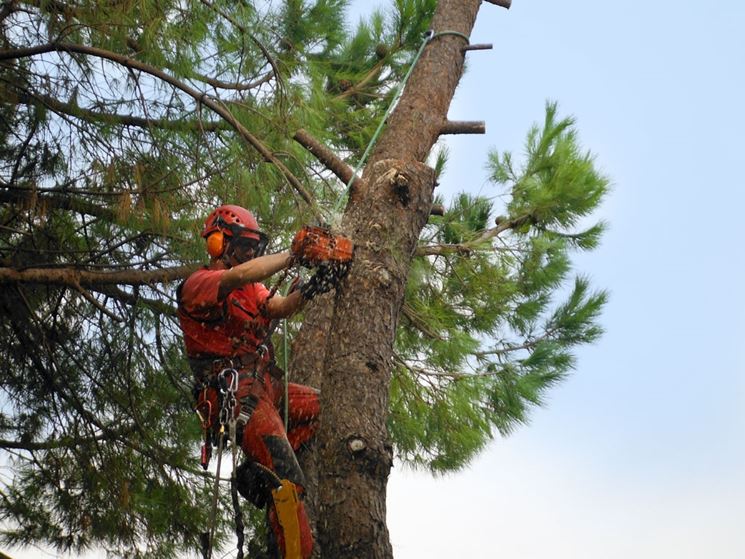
[
  {"left": 401, "top": 303, "right": 444, "bottom": 340},
  {"left": 414, "top": 243, "right": 473, "bottom": 257},
  {"left": 333, "top": 58, "right": 388, "bottom": 101},
  {"left": 473, "top": 332, "right": 554, "bottom": 359},
  {"left": 0, "top": 41, "right": 321, "bottom": 219},
  {"left": 7, "top": 85, "right": 227, "bottom": 131},
  {"left": 415, "top": 212, "right": 533, "bottom": 256},
  {"left": 186, "top": 70, "right": 274, "bottom": 92},
  {"left": 197, "top": 0, "right": 284, "bottom": 94},
  {"left": 293, "top": 129, "right": 357, "bottom": 187},
  {"left": 0, "top": 430, "right": 132, "bottom": 451},
  {"left": 93, "top": 285, "right": 177, "bottom": 316},
  {"left": 0, "top": 264, "right": 198, "bottom": 286},
  {"left": 71, "top": 281, "right": 124, "bottom": 322}
]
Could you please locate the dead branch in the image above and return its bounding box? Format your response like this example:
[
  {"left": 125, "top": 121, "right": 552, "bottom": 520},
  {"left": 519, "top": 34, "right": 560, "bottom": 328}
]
[
  {"left": 483, "top": 0, "right": 512, "bottom": 8},
  {"left": 440, "top": 120, "right": 486, "bottom": 135},
  {"left": 462, "top": 43, "right": 493, "bottom": 52}
]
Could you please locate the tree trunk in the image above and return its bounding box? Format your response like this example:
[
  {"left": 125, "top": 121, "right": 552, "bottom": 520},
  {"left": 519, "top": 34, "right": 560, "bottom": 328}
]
[{"left": 291, "top": 1, "right": 485, "bottom": 556}]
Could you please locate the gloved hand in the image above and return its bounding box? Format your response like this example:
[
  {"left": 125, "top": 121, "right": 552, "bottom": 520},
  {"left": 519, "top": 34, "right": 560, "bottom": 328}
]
[
  {"left": 288, "top": 274, "right": 303, "bottom": 294},
  {"left": 299, "top": 262, "right": 349, "bottom": 300}
]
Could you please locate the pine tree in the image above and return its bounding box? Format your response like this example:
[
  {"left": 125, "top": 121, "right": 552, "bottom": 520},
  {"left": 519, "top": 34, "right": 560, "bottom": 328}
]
[{"left": 0, "top": 1, "right": 607, "bottom": 557}]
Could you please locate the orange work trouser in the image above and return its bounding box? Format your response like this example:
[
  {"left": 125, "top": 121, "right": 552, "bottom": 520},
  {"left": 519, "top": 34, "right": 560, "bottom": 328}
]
[{"left": 198, "top": 367, "right": 319, "bottom": 559}]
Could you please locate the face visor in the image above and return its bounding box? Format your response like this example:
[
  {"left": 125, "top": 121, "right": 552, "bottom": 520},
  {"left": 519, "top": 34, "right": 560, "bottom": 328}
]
[{"left": 228, "top": 234, "right": 268, "bottom": 263}]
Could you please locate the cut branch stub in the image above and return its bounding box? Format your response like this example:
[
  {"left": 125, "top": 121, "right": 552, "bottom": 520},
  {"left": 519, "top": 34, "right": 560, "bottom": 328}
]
[
  {"left": 484, "top": 0, "right": 512, "bottom": 8},
  {"left": 430, "top": 204, "right": 445, "bottom": 216},
  {"left": 462, "top": 43, "right": 494, "bottom": 52},
  {"left": 440, "top": 120, "right": 486, "bottom": 135}
]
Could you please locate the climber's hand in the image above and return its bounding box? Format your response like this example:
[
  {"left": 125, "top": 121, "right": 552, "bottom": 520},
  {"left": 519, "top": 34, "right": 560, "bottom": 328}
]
[{"left": 299, "top": 263, "right": 349, "bottom": 300}]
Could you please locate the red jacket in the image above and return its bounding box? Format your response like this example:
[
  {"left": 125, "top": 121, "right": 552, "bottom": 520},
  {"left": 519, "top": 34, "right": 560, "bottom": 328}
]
[{"left": 178, "top": 268, "right": 272, "bottom": 359}]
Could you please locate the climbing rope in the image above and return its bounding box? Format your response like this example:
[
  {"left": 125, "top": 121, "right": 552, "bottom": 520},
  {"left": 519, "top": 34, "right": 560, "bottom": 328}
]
[
  {"left": 283, "top": 316, "right": 290, "bottom": 431},
  {"left": 330, "top": 28, "right": 471, "bottom": 222},
  {"left": 202, "top": 368, "right": 237, "bottom": 559}
]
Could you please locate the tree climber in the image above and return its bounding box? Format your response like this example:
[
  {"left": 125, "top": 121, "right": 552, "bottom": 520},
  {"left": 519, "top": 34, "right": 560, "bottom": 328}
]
[{"left": 177, "top": 204, "right": 347, "bottom": 559}]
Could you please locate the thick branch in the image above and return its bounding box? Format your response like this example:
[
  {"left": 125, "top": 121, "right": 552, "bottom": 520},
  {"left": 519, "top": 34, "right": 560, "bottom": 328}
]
[
  {"left": 0, "top": 42, "right": 321, "bottom": 219},
  {"left": 0, "top": 430, "right": 129, "bottom": 451},
  {"left": 0, "top": 265, "right": 197, "bottom": 286},
  {"left": 293, "top": 129, "right": 357, "bottom": 187}
]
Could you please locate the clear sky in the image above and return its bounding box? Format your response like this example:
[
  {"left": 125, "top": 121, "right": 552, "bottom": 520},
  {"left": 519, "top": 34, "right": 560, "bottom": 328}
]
[
  {"left": 344, "top": 1, "right": 745, "bottom": 558},
  {"left": 7, "top": 2, "right": 745, "bottom": 558}
]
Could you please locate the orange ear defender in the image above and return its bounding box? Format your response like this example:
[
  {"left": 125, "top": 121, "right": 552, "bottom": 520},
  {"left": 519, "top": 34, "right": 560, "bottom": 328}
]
[{"left": 206, "top": 231, "right": 226, "bottom": 258}]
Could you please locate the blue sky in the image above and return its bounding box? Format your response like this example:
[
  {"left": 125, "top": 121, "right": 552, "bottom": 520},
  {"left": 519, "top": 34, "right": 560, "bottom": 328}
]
[{"left": 342, "top": 1, "right": 745, "bottom": 557}]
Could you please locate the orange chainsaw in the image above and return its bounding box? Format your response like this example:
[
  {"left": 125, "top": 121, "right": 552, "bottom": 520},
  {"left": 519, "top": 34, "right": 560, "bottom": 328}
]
[{"left": 291, "top": 225, "right": 353, "bottom": 268}]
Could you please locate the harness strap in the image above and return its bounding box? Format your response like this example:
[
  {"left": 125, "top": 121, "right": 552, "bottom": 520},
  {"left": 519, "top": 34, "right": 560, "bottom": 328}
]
[{"left": 236, "top": 394, "right": 259, "bottom": 427}]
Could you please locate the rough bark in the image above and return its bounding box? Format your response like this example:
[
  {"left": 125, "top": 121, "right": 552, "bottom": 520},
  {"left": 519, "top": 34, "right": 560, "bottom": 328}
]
[
  {"left": 289, "top": 1, "right": 487, "bottom": 556},
  {"left": 317, "top": 160, "right": 435, "bottom": 558}
]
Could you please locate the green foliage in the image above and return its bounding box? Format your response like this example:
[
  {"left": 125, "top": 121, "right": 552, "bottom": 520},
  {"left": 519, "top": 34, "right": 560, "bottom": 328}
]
[
  {"left": 0, "top": 0, "right": 443, "bottom": 555},
  {"left": 391, "top": 104, "right": 609, "bottom": 472}
]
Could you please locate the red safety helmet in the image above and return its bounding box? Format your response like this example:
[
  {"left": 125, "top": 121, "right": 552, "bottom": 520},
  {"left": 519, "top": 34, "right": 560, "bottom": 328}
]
[{"left": 201, "top": 204, "right": 267, "bottom": 258}]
